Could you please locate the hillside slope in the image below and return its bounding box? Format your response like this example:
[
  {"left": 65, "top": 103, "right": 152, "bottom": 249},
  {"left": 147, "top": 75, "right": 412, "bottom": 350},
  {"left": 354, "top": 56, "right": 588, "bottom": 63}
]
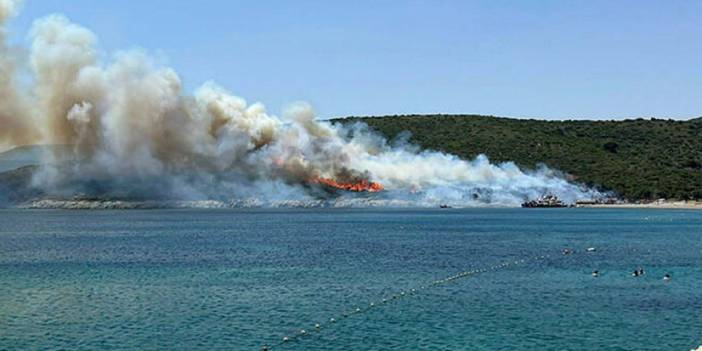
[
  {"left": 0, "top": 145, "right": 73, "bottom": 173},
  {"left": 336, "top": 115, "right": 702, "bottom": 200}
]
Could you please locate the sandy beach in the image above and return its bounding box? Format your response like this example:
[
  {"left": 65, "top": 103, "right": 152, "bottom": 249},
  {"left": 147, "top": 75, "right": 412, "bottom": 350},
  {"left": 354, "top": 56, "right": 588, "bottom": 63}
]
[{"left": 578, "top": 201, "right": 702, "bottom": 210}]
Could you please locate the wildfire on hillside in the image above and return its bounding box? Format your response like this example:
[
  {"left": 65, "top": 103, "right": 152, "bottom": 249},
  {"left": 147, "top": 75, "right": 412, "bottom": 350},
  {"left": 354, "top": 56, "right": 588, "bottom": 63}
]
[{"left": 311, "top": 177, "right": 384, "bottom": 192}]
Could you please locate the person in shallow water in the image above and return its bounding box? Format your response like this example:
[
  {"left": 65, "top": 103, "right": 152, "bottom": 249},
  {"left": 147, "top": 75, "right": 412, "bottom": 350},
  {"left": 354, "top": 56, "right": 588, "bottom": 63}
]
[
  {"left": 638, "top": 267, "right": 645, "bottom": 276},
  {"left": 632, "top": 270, "right": 639, "bottom": 277}
]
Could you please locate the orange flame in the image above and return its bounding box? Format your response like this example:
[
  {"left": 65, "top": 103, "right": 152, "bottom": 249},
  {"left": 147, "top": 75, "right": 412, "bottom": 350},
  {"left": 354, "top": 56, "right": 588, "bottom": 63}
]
[{"left": 311, "top": 177, "right": 384, "bottom": 192}]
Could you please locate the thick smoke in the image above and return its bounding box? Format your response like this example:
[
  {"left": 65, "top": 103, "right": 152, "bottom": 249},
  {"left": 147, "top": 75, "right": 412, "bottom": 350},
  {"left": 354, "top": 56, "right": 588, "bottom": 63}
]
[
  {"left": 0, "top": 0, "right": 36, "bottom": 149},
  {"left": 0, "top": 6, "right": 600, "bottom": 207}
]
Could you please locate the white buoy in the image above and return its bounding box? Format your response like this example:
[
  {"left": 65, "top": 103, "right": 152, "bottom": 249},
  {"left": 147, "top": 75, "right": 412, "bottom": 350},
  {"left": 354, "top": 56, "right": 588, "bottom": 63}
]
[
  {"left": 283, "top": 336, "right": 290, "bottom": 342},
  {"left": 315, "top": 323, "right": 321, "bottom": 329},
  {"left": 330, "top": 318, "right": 336, "bottom": 323},
  {"left": 587, "top": 247, "right": 596, "bottom": 252}
]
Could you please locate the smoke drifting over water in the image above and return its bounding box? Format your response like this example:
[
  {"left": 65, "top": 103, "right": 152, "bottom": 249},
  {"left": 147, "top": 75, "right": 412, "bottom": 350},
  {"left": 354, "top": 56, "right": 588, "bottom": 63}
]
[{"left": 0, "top": 2, "right": 599, "bottom": 207}]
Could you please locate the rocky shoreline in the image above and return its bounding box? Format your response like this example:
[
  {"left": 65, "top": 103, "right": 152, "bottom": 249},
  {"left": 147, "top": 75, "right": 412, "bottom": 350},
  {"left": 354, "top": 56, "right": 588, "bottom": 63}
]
[
  {"left": 15, "top": 198, "right": 420, "bottom": 209},
  {"left": 10, "top": 198, "right": 702, "bottom": 210}
]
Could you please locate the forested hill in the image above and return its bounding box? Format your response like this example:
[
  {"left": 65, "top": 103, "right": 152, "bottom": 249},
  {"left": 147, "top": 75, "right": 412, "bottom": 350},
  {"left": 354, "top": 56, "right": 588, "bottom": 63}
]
[{"left": 334, "top": 115, "right": 702, "bottom": 201}]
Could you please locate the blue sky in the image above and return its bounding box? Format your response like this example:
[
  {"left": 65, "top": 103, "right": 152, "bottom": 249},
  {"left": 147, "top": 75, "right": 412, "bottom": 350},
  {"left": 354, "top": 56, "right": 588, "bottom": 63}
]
[{"left": 7, "top": 1, "right": 702, "bottom": 119}]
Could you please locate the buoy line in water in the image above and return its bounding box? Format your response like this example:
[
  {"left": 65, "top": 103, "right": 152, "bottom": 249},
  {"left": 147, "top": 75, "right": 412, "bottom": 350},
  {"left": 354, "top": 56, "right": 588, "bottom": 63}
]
[{"left": 260, "top": 248, "right": 595, "bottom": 351}]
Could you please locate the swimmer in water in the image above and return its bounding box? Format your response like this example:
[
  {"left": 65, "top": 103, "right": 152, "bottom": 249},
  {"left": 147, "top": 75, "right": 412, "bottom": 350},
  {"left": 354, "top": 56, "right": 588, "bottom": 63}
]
[
  {"left": 632, "top": 270, "right": 639, "bottom": 277},
  {"left": 592, "top": 270, "right": 599, "bottom": 277},
  {"left": 663, "top": 273, "right": 671, "bottom": 282}
]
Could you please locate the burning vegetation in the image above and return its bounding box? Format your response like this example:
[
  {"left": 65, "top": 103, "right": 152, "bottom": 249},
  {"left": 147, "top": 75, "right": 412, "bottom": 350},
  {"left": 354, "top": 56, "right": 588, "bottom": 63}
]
[
  {"left": 311, "top": 177, "right": 384, "bottom": 193},
  {"left": 0, "top": 2, "right": 602, "bottom": 207}
]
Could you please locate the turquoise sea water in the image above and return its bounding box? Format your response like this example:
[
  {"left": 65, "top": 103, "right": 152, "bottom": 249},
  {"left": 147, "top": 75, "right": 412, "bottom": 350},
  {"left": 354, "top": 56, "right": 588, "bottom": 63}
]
[{"left": 1, "top": 208, "right": 701, "bottom": 350}]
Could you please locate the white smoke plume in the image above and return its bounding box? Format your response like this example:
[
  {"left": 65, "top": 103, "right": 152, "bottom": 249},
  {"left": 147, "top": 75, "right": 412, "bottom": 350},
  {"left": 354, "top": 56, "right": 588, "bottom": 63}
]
[{"left": 0, "top": 8, "right": 601, "bottom": 207}]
